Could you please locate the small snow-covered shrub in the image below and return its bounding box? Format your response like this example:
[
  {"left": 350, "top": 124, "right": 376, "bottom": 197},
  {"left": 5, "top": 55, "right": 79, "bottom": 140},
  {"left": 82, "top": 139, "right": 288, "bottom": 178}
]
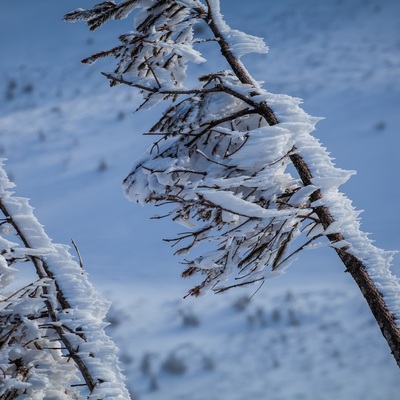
[
  {"left": 232, "top": 295, "right": 251, "bottom": 312},
  {"left": 179, "top": 308, "right": 201, "bottom": 327},
  {"left": 161, "top": 352, "right": 187, "bottom": 376}
]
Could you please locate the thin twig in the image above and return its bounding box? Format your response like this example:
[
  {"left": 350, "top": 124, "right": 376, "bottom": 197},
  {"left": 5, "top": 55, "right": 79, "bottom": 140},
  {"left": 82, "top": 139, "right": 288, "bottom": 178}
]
[{"left": 71, "top": 239, "right": 84, "bottom": 270}]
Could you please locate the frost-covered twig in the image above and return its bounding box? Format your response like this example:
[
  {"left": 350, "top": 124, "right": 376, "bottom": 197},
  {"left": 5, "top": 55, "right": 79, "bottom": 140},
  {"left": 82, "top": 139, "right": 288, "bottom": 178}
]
[
  {"left": 65, "top": 0, "right": 400, "bottom": 368},
  {"left": 0, "top": 162, "right": 130, "bottom": 399}
]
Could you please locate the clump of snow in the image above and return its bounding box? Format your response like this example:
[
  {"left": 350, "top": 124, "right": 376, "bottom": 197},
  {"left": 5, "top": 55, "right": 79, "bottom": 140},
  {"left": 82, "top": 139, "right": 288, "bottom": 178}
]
[{"left": 207, "top": 0, "right": 268, "bottom": 58}]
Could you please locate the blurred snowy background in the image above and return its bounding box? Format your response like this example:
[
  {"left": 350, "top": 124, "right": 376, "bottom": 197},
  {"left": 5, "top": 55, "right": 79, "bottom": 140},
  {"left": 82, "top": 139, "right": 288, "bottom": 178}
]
[{"left": 1, "top": 0, "right": 400, "bottom": 398}]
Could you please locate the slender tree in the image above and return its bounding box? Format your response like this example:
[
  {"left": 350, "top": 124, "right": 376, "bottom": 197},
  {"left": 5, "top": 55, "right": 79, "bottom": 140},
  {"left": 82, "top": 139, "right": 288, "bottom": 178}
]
[
  {"left": 64, "top": 0, "right": 400, "bottom": 367},
  {"left": 0, "top": 162, "right": 130, "bottom": 399}
]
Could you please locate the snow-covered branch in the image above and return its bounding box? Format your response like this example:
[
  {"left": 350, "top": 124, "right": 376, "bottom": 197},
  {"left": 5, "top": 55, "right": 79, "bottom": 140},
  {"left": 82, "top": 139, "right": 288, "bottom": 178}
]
[
  {"left": 0, "top": 161, "right": 130, "bottom": 399},
  {"left": 65, "top": 0, "right": 400, "bottom": 368}
]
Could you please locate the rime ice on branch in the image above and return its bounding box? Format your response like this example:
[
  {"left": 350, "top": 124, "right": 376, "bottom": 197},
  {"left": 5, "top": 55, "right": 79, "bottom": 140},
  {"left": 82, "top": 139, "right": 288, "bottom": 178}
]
[
  {"left": 0, "top": 161, "right": 130, "bottom": 399},
  {"left": 65, "top": 0, "right": 324, "bottom": 295},
  {"left": 65, "top": 0, "right": 400, "bottom": 367}
]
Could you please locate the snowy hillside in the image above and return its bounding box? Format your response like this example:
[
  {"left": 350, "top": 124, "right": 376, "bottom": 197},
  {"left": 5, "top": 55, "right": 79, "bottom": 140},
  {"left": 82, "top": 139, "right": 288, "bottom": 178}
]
[{"left": 1, "top": 0, "right": 400, "bottom": 399}]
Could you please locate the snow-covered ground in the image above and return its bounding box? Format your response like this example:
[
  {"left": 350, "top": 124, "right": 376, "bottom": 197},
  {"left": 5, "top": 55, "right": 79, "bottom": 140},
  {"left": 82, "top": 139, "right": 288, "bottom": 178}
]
[{"left": 1, "top": 0, "right": 400, "bottom": 398}]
